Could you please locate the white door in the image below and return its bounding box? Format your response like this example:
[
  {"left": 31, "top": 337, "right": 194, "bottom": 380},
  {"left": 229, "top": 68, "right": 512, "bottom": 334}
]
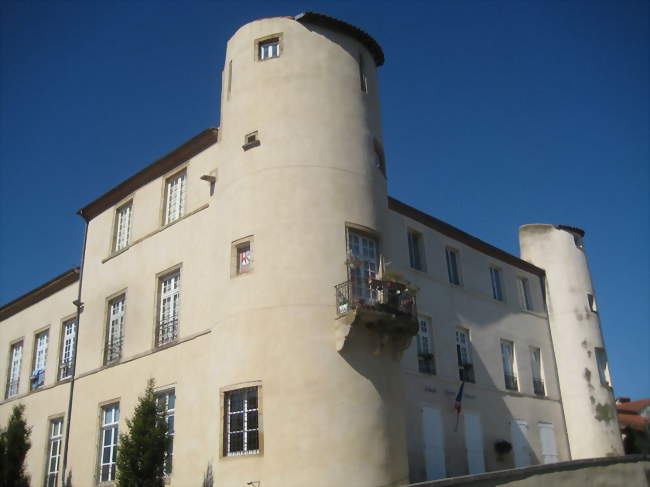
[
  {"left": 422, "top": 407, "right": 446, "bottom": 480},
  {"left": 464, "top": 413, "right": 486, "bottom": 474},
  {"left": 538, "top": 423, "right": 558, "bottom": 464},
  {"left": 511, "top": 420, "right": 531, "bottom": 467}
]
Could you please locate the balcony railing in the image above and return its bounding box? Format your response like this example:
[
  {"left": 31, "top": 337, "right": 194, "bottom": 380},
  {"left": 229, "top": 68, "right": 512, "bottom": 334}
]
[
  {"left": 335, "top": 279, "right": 416, "bottom": 318},
  {"left": 5, "top": 379, "right": 19, "bottom": 398},
  {"left": 59, "top": 359, "right": 73, "bottom": 381},
  {"left": 105, "top": 335, "right": 124, "bottom": 364},
  {"left": 157, "top": 318, "right": 179, "bottom": 347},
  {"left": 458, "top": 363, "right": 475, "bottom": 383},
  {"left": 418, "top": 354, "right": 436, "bottom": 375},
  {"left": 504, "top": 373, "right": 519, "bottom": 391},
  {"left": 533, "top": 378, "right": 545, "bottom": 396}
]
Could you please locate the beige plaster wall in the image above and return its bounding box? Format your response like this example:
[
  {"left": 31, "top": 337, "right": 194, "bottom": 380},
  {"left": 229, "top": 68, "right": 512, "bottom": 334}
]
[{"left": 519, "top": 225, "right": 623, "bottom": 458}]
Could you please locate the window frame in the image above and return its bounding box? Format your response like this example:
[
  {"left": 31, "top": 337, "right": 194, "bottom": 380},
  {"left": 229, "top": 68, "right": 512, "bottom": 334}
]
[
  {"left": 407, "top": 229, "right": 426, "bottom": 272},
  {"left": 105, "top": 294, "right": 126, "bottom": 365},
  {"left": 346, "top": 227, "right": 380, "bottom": 304},
  {"left": 163, "top": 170, "right": 187, "bottom": 226},
  {"left": 98, "top": 403, "right": 120, "bottom": 483},
  {"left": 223, "top": 386, "right": 261, "bottom": 457},
  {"left": 156, "top": 389, "right": 176, "bottom": 476},
  {"left": 445, "top": 247, "right": 462, "bottom": 286},
  {"left": 31, "top": 329, "right": 49, "bottom": 390},
  {"left": 156, "top": 268, "right": 181, "bottom": 347},
  {"left": 490, "top": 266, "right": 504, "bottom": 302},
  {"left": 45, "top": 417, "right": 64, "bottom": 487},
  {"left": 500, "top": 339, "right": 518, "bottom": 391},
  {"left": 58, "top": 317, "right": 76, "bottom": 381},
  {"left": 530, "top": 346, "right": 545, "bottom": 396},
  {"left": 416, "top": 316, "right": 435, "bottom": 375},
  {"left": 518, "top": 277, "right": 533, "bottom": 311},
  {"left": 256, "top": 34, "right": 281, "bottom": 61},
  {"left": 455, "top": 328, "right": 474, "bottom": 383},
  {"left": 595, "top": 347, "right": 610, "bottom": 386},
  {"left": 112, "top": 200, "right": 133, "bottom": 253},
  {"left": 6, "top": 340, "right": 23, "bottom": 399}
]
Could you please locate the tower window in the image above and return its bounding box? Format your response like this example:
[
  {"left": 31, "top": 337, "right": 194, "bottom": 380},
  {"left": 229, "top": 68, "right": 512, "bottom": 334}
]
[
  {"left": 258, "top": 37, "right": 280, "bottom": 60},
  {"left": 243, "top": 131, "right": 260, "bottom": 151}
]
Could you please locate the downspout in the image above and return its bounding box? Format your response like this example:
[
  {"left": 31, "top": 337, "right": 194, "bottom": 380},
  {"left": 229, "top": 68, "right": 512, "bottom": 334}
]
[{"left": 61, "top": 216, "right": 89, "bottom": 486}]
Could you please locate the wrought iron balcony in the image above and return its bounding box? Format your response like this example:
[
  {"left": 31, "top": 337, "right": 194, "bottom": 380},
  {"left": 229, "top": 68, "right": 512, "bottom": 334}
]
[
  {"left": 59, "top": 359, "right": 73, "bottom": 381},
  {"left": 533, "top": 378, "right": 545, "bottom": 396},
  {"left": 105, "top": 335, "right": 124, "bottom": 364},
  {"left": 504, "top": 373, "right": 519, "bottom": 391},
  {"left": 458, "top": 363, "right": 475, "bottom": 383},
  {"left": 418, "top": 354, "right": 436, "bottom": 375},
  {"left": 334, "top": 278, "right": 418, "bottom": 338},
  {"left": 157, "top": 318, "right": 179, "bottom": 347}
]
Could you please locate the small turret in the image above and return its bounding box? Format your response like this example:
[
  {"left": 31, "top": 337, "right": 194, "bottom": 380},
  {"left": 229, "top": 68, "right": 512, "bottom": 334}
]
[{"left": 519, "top": 224, "right": 623, "bottom": 458}]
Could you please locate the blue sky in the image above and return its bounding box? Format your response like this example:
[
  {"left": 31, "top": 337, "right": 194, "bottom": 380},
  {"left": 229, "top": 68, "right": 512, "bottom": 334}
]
[{"left": 1, "top": 1, "right": 647, "bottom": 399}]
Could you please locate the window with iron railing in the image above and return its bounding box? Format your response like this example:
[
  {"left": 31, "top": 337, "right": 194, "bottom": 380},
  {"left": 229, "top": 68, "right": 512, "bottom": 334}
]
[
  {"left": 416, "top": 317, "right": 435, "bottom": 374},
  {"left": 224, "top": 387, "right": 259, "bottom": 456},
  {"left": 31, "top": 330, "right": 48, "bottom": 390},
  {"left": 530, "top": 347, "right": 545, "bottom": 396},
  {"left": 59, "top": 319, "right": 76, "bottom": 380},
  {"left": 456, "top": 329, "right": 474, "bottom": 382},
  {"left": 105, "top": 295, "right": 125, "bottom": 364},
  {"left": 533, "top": 378, "right": 546, "bottom": 396},
  {"left": 501, "top": 340, "right": 518, "bottom": 391},
  {"left": 157, "top": 271, "right": 180, "bottom": 346}
]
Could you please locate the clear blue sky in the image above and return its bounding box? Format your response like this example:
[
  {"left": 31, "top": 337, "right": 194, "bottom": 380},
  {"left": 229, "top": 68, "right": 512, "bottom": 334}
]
[{"left": 1, "top": 1, "right": 648, "bottom": 399}]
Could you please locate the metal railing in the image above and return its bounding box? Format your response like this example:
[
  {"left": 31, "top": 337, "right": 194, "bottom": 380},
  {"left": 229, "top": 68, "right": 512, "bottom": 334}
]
[
  {"left": 59, "top": 359, "right": 73, "bottom": 381},
  {"left": 533, "top": 378, "right": 546, "bottom": 396},
  {"left": 157, "top": 318, "right": 179, "bottom": 347},
  {"left": 418, "top": 354, "right": 436, "bottom": 375},
  {"left": 504, "top": 373, "right": 519, "bottom": 391},
  {"left": 105, "top": 335, "right": 124, "bottom": 364},
  {"left": 335, "top": 279, "right": 416, "bottom": 318},
  {"left": 459, "top": 363, "right": 475, "bottom": 383},
  {"left": 5, "top": 379, "right": 19, "bottom": 398}
]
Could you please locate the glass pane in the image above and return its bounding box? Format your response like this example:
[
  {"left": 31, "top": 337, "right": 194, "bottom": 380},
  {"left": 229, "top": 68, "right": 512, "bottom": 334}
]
[
  {"left": 230, "top": 432, "right": 244, "bottom": 452},
  {"left": 167, "top": 415, "right": 174, "bottom": 433},
  {"left": 247, "top": 390, "right": 258, "bottom": 409},
  {"left": 230, "top": 413, "right": 244, "bottom": 431},
  {"left": 247, "top": 411, "right": 258, "bottom": 429},
  {"left": 247, "top": 431, "right": 259, "bottom": 450}
]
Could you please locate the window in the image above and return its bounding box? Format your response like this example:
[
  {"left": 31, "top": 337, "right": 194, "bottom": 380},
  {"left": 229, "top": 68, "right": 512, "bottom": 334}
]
[
  {"left": 588, "top": 293, "right": 597, "bottom": 313},
  {"left": 6, "top": 341, "right": 23, "bottom": 398},
  {"left": 99, "top": 404, "right": 119, "bottom": 482},
  {"left": 31, "top": 330, "right": 48, "bottom": 390},
  {"left": 446, "top": 248, "right": 461, "bottom": 285},
  {"left": 258, "top": 37, "right": 279, "bottom": 60},
  {"left": 156, "top": 390, "right": 175, "bottom": 475},
  {"left": 105, "top": 295, "right": 125, "bottom": 364},
  {"left": 164, "top": 171, "right": 186, "bottom": 225},
  {"left": 490, "top": 267, "right": 504, "bottom": 301},
  {"left": 45, "top": 418, "right": 63, "bottom": 487},
  {"left": 113, "top": 202, "right": 132, "bottom": 252},
  {"left": 242, "top": 131, "right": 261, "bottom": 151},
  {"left": 530, "top": 347, "right": 545, "bottom": 396},
  {"left": 408, "top": 230, "right": 426, "bottom": 271},
  {"left": 348, "top": 230, "right": 378, "bottom": 303},
  {"left": 500, "top": 340, "right": 518, "bottom": 391},
  {"left": 59, "top": 319, "right": 76, "bottom": 380},
  {"left": 518, "top": 278, "right": 532, "bottom": 311},
  {"left": 157, "top": 271, "right": 180, "bottom": 346},
  {"left": 237, "top": 242, "right": 251, "bottom": 274},
  {"left": 595, "top": 347, "right": 610, "bottom": 386},
  {"left": 416, "top": 317, "right": 435, "bottom": 374},
  {"left": 359, "top": 53, "right": 367, "bottom": 92},
  {"left": 224, "top": 387, "right": 260, "bottom": 456},
  {"left": 373, "top": 139, "right": 386, "bottom": 175},
  {"left": 455, "top": 329, "right": 474, "bottom": 382}
]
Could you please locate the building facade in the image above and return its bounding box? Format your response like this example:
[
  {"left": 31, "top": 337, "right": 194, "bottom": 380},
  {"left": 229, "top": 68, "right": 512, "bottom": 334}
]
[{"left": 0, "top": 12, "right": 623, "bottom": 487}]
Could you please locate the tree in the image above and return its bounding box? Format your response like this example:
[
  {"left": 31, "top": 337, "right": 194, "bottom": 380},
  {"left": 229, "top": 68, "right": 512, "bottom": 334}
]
[
  {"left": 116, "top": 379, "right": 168, "bottom": 487},
  {"left": 0, "top": 404, "right": 32, "bottom": 487}
]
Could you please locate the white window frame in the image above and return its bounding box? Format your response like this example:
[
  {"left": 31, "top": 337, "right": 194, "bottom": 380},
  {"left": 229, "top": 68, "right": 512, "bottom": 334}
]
[
  {"left": 530, "top": 347, "right": 545, "bottom": 395},
  {"left": 518, "top": 277, "right": 532, "bottom": 311},
  {"left": 105, "top": 295, "right": 125, "bottom": 364},
  {"left": 45, "top": 417, "right": 63, "bottom": 487},
  {"left": 164, "top": 171, "right": 186, "bottom": 225},
  {"left": 157, "top": 271, "right": 180, "bottom": 346},
  {"left": 490, "top": 267, "right": 504, "bottom": 301},
  {"left": 113, "top": 201, "right": 132, "bottom": 252},
  {"left": 32, "top": 330, "right": 49, "bottom": 389},
  {"left": 258, "top": 37, "right": 280, "bottom": 60},
  {"left": 347, "top": 230, "right": 379, "bottom": 304},
  {"left": 416, "top": 316, "right": 435, "bottom": 374},
  {"left": 59, "top": 319, "right": 76, "bottom": 380},
  {"left": 6, "top": 341, "right": 23, "bottom": 398},
  {"left": 456, "top": 328, "right": 474, "bottom": 382},
  {"left": 224, "top": 387, "right": 260, "bottom": 456},
  {"left": 156, "top": 389, "right": 176, "bottom": 476},
  {"left": 500, "top": 340, "right": 518, "bottom": 391},
  {"left": 408, "top": 230, "right": 426, "bottom": 271},
  {"left": 446, "top": 247, "right": 461, "bottom": 285},
  {"left": 99, "top": 404, "right": 119, "bottom": 483}
]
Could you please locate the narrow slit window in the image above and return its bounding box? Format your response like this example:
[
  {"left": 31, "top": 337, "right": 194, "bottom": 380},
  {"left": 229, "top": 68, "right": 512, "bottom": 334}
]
[
  {"left": 490, "top": 267, "right": 504, "bottom": 301},
  {"left": 359, "top": 53, "right": 367, "bottom": 92},
  {"left": 446, "top": 248, "right": 461, "bottom": 285}
]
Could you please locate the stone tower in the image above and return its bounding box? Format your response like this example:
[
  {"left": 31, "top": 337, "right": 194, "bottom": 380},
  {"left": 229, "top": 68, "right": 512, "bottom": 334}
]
[
  {"left": 519, "top": 224, "right": 623, "bottom": 458},
  {"left": 210, "top": 13, "right": 411, "bottom": 486}
]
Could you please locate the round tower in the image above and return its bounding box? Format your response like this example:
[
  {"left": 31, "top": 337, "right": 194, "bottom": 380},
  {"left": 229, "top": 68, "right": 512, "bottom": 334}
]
[
  {"left": 208, "top": 14, "right": 409, "bottom": 486},
  {"left": 519, "top": 224, "right": 623, "bottom": 459}
]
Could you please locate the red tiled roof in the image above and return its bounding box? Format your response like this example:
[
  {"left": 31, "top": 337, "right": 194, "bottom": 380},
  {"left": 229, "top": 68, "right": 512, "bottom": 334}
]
[
  {"left": 619, "top": 411, "right": 650, "bottom": 432},
  {"left": 617, "top": 398, "right": 650, "bottom": 413}
]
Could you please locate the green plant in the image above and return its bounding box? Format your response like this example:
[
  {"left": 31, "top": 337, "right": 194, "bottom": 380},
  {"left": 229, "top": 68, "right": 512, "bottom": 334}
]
[
  {"left": 0, "top": 404, "right": 32, "bottom": 487},
  {"left": 116, "top": 379, "right": 168, "bottom": 487}
]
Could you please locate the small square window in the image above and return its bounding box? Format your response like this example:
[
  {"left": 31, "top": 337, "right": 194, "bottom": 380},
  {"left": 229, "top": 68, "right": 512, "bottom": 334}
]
[
  {"left": 232, "top": 238, "right": 254, "bottom": 276},
  {"left": 587, "top": 293, "right": 597, "bottom": 313},
  {"left": 258, "top": 37, "right": 280, "bottom": 60},
  {"left": 242, "top": 131, "right": 261, "bottom": 151}
]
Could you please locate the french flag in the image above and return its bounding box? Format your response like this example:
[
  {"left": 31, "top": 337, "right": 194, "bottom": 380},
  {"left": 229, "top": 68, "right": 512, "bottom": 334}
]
[{"left": 453, "top": 381, "right": 465, "bottom": 414}]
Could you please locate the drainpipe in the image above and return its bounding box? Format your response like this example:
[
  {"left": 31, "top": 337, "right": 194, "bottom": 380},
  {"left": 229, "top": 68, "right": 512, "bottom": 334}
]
[{"left": 61, "top": 218, "right": 89, "bottom": 486}]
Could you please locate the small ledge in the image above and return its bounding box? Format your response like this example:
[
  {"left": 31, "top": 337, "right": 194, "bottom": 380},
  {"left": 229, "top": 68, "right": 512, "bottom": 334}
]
[
  {"left": 102, "top": 203, "right": 210, "bottom": 263},
  {"left": 242, "top": 140, "right": 261, "bottom": 151}
]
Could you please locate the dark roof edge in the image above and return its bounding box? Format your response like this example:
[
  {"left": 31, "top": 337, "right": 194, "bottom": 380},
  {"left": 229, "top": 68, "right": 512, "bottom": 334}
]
[
  {"left": 78, "top": 128, "right": 219, "bottom": 222},
  {"left": 556, "top": 224, "right": 586, "bottom": 237},
  {"left": 0, "top": 268, "right": 80, "bottom": 322},
  {"left": 294, "top": 12, "right": 385, "bottom": 66},
  {"left": 387, "top": 197, "right": 546, "bottom": 277}
]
